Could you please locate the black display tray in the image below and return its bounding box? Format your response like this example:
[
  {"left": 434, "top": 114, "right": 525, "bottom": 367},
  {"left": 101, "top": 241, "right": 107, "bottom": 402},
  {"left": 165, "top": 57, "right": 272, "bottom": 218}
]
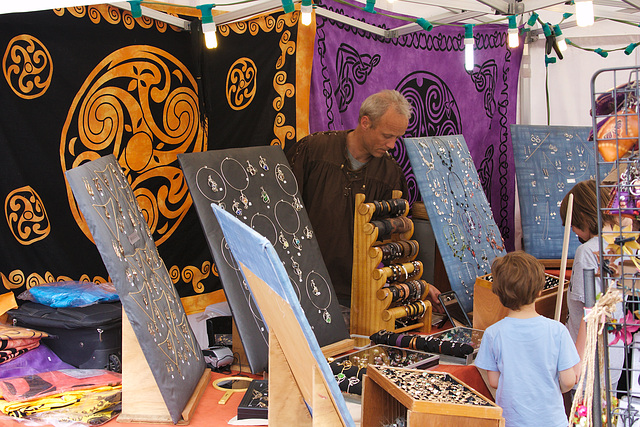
[{"left": 237, "top": 379, "right": 268, "bottom": 420}]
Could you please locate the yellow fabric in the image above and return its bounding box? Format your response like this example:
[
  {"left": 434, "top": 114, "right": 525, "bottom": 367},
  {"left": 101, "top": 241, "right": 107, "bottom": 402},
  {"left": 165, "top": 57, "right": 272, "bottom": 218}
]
[
  {"left": 0, "top": 385, "right": 121, "bottom": 417},
  {"left": 295, "top": 7, "right": 314, "bottom": 142},
  {"left": 0, "top": 293, "right": 17, "bottom": 319}
]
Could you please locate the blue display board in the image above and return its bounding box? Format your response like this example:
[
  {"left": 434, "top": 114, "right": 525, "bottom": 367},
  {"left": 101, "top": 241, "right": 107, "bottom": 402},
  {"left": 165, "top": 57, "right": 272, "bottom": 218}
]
[
  {"left": 405, "top": 136, "right": 507, "bottom": 313},
  {"left": 510, "top": 125, "right": 603, "bottom": 260},
  {"left": 212, "top": 204, "right": 355, "bottom": 427}
]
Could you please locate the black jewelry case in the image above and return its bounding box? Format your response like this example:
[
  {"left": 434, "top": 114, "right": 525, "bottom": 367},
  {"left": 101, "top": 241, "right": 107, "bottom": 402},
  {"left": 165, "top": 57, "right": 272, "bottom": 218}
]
[{"left": 237, "top": 379, "right": 268, "bottom": 420}]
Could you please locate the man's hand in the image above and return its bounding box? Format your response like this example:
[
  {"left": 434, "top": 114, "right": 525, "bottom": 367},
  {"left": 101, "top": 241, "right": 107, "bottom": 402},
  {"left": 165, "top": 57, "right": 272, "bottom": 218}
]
[{"left": 426, "top": 284, "right": 444, "bottom": 314}]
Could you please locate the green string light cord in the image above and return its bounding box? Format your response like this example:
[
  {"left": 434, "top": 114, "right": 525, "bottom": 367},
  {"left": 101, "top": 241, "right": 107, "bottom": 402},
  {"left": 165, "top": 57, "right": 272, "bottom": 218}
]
[{"left": 330, "top": 0, "right": 513, "bottom": 28}]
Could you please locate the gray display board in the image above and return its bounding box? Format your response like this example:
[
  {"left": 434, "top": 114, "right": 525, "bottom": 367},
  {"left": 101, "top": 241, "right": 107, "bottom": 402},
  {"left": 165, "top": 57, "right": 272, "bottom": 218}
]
[
  {"left": 178, "top": 146, "right": 349, "bottom": 374},
  {"left": 66, "top": 155, "right": 205, "bottom": 424},
  {"left": 510, "top": 125, "right": 601, "bottom": 260},
  {"left": 405, "top": 136, "right": 506, "bottom": 313}
]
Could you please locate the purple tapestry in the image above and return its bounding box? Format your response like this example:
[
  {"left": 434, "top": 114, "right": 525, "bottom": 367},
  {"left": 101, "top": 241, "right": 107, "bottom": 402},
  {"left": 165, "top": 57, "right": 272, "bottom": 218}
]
[{"left": 309, "top": 0, "right": 523, "bottom": 251}]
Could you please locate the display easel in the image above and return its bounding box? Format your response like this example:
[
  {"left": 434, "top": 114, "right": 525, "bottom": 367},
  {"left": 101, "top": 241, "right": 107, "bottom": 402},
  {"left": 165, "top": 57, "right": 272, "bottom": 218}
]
[
  {"left": 212, "top": 204, "right": 355, "bottom": 427},
  {"left": 118, "top": 311, "right": 210, "bottom": 424},
  {"left": 65, "top": 155, "right": 208, "bottom": 425},
  {"left": 351, "top": 191, "right": 432, "bottom": 345}
]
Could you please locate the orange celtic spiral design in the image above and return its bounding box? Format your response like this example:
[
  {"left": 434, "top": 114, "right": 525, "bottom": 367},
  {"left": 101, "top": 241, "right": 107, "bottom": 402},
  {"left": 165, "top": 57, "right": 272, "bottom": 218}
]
[
  {"left": 60, "top": 45, "right": 206, "bottom": 245},
  {"left": 226, "top": 58, "right": 257, "bottom": 111},
  {"left": 4, "top": 186, "right": 50, "bottom": 245},
  {"left": 2, "top": 35, "right": 52, "bottom": 99}
]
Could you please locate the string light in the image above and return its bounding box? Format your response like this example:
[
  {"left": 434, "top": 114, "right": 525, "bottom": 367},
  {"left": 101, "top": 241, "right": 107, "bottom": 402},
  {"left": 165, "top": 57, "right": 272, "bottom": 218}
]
[
  {"left": 553, "top": 24, "right": 567, "bottom": 52},
  {"left": 507, "top": 15, "right": 519, "bottom": 48},
  {"left": 281, "top": 0, "right": 295, "bottom": 13},
  {"left": 575, "top": 0, "right": 594, "bottom": 27},
  {"left": 416, "top": 18, "right": 433, "bottom": 32},
  {"left": 363, "top": 0, "right": 376, "bottom": 14},
  {"left": 594, "top": 48, "right": 608, "bottom": 58},
  {"left": 526, "top": 12, "right": 539, "bottom": 28},
  {"left": 197, "top": 4, "right": 217, "bottom": 49},
  {"left": 625, "top": 42, "right": 639, "bottom": 55},
  {"left": 301, "top": 0, "right": 312, "bottom": 26},
  {"left": 128, "top": 1, "right": 142, "bottom": 18},
  {"left": 464, "top": 24, "right": 474, "bottom": 71}
]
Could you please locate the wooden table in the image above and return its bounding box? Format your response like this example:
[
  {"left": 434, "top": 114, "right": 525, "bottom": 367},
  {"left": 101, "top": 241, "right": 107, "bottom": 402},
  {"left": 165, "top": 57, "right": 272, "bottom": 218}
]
[{"left": 1, "top": 363, "right": 491, "bottom": 426}]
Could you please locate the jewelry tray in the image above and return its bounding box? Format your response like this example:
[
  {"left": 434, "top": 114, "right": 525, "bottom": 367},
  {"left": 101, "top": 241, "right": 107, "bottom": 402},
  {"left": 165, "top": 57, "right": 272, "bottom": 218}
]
[
  {"left": 332, "top": 344, "right": 439, "bottom": 370},
  {"left": 428, "top": 326, "right": 484, "bottom": 365},
  {"left": 237, "top": 379, "right": 268, "bottom": 420},
  {"left": 328, "top": 344, "right": 439, "bottom": 397},
  {"left": 362, "top": 365, "right": 503, "bottom": 426}
]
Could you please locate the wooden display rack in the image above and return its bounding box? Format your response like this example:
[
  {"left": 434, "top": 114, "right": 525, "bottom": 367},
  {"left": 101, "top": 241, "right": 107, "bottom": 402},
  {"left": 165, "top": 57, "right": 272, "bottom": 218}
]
[
  {"left": 118, "top": 311, "right": 210, "bottom": 424},
  {"left": 351, "top": 192, "right": 432, "bottom": 345},
  {"left": 472, "top": 273, "right": 569, "bottom": 331},
  {"left": 362, "top": 365, "right": 504, "bottom": 426}
]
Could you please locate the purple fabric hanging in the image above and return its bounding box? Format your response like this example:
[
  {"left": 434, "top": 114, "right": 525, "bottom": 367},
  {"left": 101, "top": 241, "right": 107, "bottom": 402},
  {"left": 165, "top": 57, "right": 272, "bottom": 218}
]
[{"left": 309, "top": 0, "right": 524, "bottom": 250}]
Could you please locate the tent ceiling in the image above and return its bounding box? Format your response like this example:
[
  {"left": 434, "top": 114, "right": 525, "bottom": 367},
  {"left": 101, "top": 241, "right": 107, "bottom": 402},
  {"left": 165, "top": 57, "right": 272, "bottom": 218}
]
[{"left": 4, "top": 1, "right": 640, "bottom": 40}]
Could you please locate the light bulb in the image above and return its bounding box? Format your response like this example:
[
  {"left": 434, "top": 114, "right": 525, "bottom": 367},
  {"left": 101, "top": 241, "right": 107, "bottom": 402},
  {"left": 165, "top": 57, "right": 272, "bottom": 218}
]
[
  {"left": 507, "top": 16, "right": 518, "bottom": 48},
  {"left": 553, "top": 25, "right": 567, "bottom": 52},
  {"left": 556, "top": 37, "right": 567, "bottom": 52},
  {"left": 205, "top": 31, "right": 217, "bottom": 49},
  {"left": 508, "top": 28, "right": 519, "bottom": 48},
  {"left": 464, "top": 39, "right": 474, "bottom": 71},
  {"left": 202, "top": 21, "right": 218, "bottom": 49},
  {"left": 301, "top": 4, "right": 312, "bottom": 26},
  {"left": 464, "top": 24, "right": 474, "bottom": 71},
  {"left": 575, "top": 0, "right": 594, "bottom": 27}
]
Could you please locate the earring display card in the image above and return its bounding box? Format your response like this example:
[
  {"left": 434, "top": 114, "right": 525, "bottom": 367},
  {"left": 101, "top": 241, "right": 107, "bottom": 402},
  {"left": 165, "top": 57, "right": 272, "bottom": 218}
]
[
  {"left": 510, "top": 125, "right": 602, "bottom": 259},
  {"left": 178, "top": 146, "right": 349, "bottom": 374},
  {"left": 405, "top": 136, "right": 507, "bottom": 313},
  {"left": 65, "top": 155, "right": 206, "bottom": 424}
]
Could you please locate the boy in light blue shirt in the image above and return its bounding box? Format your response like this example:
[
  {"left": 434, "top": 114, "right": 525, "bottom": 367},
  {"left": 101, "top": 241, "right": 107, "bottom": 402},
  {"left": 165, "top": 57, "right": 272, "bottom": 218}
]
[{"left": 475, "top": 251, "right": 580, "bottom": 427}]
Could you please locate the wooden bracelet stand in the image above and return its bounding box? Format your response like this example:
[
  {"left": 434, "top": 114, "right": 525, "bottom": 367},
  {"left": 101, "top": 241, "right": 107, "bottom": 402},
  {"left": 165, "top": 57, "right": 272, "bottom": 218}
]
[
  {"left": 351, "top": 192, "right": 432, "bottom": 346},
  {"left": 118, "top": 310, "right": 210, "bottom": 424}
]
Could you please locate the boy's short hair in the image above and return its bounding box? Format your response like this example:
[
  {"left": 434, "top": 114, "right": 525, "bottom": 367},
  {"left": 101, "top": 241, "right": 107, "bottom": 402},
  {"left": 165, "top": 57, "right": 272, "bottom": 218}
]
[{"left": 491, "top": 251, "right": 545, "bottom": 311}]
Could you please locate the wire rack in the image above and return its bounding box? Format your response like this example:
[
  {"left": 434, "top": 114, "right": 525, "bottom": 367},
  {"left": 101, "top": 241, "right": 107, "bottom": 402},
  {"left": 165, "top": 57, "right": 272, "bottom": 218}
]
[{"left": 592, "top": 66, "right": 640, "bottom": 427}]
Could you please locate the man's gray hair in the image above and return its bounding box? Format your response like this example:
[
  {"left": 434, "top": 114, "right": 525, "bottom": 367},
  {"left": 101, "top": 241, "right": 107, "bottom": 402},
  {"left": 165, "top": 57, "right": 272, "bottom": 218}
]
[{"left": 359, "top": 90, "right": 413, "bottom": 125}]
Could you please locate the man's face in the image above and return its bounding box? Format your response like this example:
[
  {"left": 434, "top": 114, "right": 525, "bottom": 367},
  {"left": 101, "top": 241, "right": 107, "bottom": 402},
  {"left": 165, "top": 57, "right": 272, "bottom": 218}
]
[{"left": 361, "top": 108, "right": 409, "bottom": 158}]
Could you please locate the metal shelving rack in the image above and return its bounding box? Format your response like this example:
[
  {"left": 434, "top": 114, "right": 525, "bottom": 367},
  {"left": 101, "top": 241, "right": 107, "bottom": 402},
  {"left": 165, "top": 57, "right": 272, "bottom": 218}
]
[{"left": 592, "top": 66, "right": 640, "bottom": 427}]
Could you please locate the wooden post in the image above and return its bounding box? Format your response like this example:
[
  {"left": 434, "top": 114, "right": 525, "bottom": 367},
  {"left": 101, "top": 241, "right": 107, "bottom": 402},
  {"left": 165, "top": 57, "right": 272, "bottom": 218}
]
[{"left": 555, "top": 193, "right": 573, "bottom": 321}]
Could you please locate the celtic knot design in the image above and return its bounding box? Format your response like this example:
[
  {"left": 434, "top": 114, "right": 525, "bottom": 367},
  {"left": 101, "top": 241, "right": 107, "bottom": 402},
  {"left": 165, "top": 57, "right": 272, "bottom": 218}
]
[
  {"left": 2, "top": 35, "right": 52, "bottom": 100},
  {"left": 4, "top": 186, "right": 50, "bottom": 245},
  {"left": 226, "top": 58, "right": 258, "bottom": 111},
  {"left": 468, "top": 60, "right": 497, "bottom": 119},
  {"left": 60, "top": 45, "right": 205, "bottom": 245},
  {"left": 394, "top": 72, "right": 462, "bottom": 204},
  {"left": 335, "top": 44, "right": 380, "bottom": 113}
]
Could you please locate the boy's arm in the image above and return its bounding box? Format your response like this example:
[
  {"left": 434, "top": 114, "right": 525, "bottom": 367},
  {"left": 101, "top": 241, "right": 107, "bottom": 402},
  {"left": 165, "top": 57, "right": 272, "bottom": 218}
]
[
  {"left": 559, "top": 366, "right": 578, "bottom": 393},
  {"left": 486, "top": 370, "right": 500, "bottom": 389}
]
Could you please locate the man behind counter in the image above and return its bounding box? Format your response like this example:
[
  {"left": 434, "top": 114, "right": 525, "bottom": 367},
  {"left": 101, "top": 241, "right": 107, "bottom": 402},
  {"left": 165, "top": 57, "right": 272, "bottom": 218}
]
[{"left": 286, "top": 90, "right": 442, "bottom": 328}]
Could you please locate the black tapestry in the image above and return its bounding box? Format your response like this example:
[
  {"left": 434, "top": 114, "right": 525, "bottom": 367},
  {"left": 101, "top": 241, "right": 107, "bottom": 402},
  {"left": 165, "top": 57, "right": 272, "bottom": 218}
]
[{"left": 0, "top": 7, "right": 213, "bottom": 308}]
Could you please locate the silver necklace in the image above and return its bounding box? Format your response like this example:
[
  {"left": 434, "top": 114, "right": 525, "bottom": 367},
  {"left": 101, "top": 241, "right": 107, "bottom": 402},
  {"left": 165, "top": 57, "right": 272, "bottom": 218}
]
[{"left": 305, "top": 270, "right": 332, "bottom": 324}]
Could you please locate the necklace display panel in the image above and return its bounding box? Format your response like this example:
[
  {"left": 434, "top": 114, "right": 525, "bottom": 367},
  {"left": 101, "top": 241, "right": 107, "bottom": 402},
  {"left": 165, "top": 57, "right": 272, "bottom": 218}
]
[
  {"left": 405, "top": 136, "right": 507, "bottom": 313},
  {"left": 178, "top": 146, "right": 348, "bottom": 374},
  {"left": 510, "top": 125, "right": 603, "bottom": 259},
  {"left": 66, "top": 155, "right": 205, "bottom": 424}
]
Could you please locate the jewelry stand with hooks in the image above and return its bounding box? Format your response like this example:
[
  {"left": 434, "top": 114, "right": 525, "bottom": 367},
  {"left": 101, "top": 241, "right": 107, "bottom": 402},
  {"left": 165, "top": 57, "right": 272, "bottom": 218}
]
[
  {"left": 351, "top": 191, "right": 432, "bottom": 347},
  {"left": 66, "top": 155, "right": 209, "bottom": 424}
]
